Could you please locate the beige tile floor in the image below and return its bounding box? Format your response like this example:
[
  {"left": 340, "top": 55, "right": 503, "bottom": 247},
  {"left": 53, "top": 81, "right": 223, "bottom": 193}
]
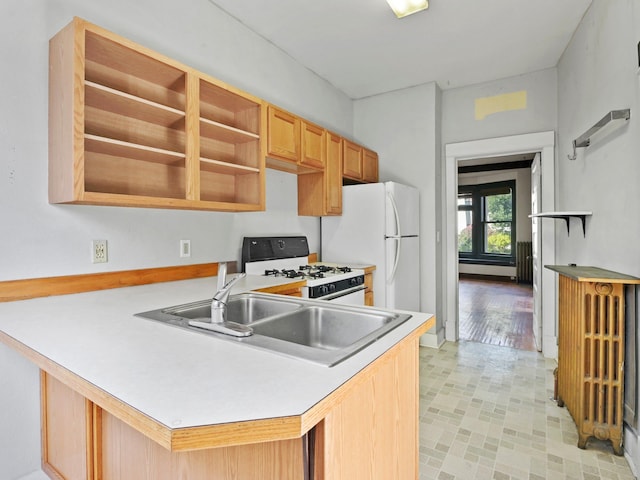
[{"left": 419, "top": 341, "right": 636, "bottom": 480}]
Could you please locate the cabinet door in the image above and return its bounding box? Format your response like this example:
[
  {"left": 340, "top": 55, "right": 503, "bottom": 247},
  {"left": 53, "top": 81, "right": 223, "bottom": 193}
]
[
  {"left": 342, "top": 140, "right": 363, "bottom": 180},
  {"left": 325, "top": 132, "right": 343, "bottom": 215},
  {"left": 314, "top": 336, "right": 419, "bottom": 479},
  {"left": 300, "top": 121, "right": 325, "bottom": 170},
  {"left": 41, "top": 372, "right": 93, "bottom": 480},
  {"left": 362, "top": 148, "right": 379, "bottom": 183},
  {"left": 267, "top": 105, "right": 300, "bottom": 164}
]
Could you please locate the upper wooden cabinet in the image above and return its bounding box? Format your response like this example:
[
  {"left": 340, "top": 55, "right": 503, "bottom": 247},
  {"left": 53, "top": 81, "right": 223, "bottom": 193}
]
[
  {"left": 298, "top": 131, "right": 342, "bottom": 216},
  {"left": 342, "top": 140, "right": 363, "bottom": 180},
  {"left": 49, "top": 17, "right": 265, "bottom": 212},
  {"left": 325, "top": 132, "right": 343, "bottom": 214},
  {"left": 266, "top": 105, "right": 300, "bottom": 169},
  {"left": 342, "top": 142, "right": 379, "bottom": 184},
  {"left": 300, "top": 121, "right": 325, "bottom": 170},
  {"left": 266, "top": 105, "right": 326, "bottom": 173},
  {"left": 363, "top": 148, "right": 379, "bottom": 183}
]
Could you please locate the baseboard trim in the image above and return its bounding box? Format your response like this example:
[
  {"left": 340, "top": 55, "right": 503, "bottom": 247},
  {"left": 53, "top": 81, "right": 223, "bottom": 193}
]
[
  {"left": 419, "top": 332, "right": 445, "bottom": 349},
  {"left": 459, "top": 273, "right": 517, "bottom": 283}
]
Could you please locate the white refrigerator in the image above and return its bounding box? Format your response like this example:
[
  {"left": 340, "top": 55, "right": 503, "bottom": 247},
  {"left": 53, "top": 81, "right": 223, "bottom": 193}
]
[{"left": 321, "top": 181, "right": 421, "bottom": 311}]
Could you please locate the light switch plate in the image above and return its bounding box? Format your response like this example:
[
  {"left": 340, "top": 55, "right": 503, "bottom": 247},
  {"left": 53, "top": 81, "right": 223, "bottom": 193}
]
[{"left": 180, "top": 239, "right": 191, "bottom": 258}]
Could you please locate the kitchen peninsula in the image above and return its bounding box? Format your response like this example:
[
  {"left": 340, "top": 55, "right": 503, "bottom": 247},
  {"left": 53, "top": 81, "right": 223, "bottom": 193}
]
[{"left": 0, "top": 271, "right": 433, "bottom": 479}]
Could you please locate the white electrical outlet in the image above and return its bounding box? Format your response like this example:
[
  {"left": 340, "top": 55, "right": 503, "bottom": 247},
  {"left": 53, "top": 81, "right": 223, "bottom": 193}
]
[
  {"left": 92, "top": 240, "right": 108, "bottom": 263},
  {"left": 180, "top": 239, "right": 191, "bottom": 258}
]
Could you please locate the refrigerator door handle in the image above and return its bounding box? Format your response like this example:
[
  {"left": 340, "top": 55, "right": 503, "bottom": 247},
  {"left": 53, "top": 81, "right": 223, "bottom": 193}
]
[
  {"left": 388, "top": 237, "right": 401, "bottom": 284},
  {"left": 387, "top": 191, "right": 402, "bottom": 237}
]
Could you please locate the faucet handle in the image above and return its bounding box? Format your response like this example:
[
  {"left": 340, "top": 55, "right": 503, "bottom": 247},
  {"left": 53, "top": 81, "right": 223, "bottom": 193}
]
[{"left": 217, "top": 262, "right": 228, "bottom": 292}]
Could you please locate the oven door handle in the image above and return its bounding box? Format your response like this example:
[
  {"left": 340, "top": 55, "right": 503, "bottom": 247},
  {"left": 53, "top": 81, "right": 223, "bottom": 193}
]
[{"left": 318, "top": 285, "right": 366, "bottom": 301}]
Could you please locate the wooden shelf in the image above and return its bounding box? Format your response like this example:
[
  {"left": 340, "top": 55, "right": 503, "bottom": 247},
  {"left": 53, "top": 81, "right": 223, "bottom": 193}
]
[
  {"left": 200, "top": 80, "right": 260, "bottom": 134},
  {"left": 85, "top": 81, "right": 185, "bottom": 128},
  {"left": 85, "top": 30, "right": 185, "bottom": 93},
  {"left": 86, "top": 59, "right": 186, "bottom": 111},
  {"left": 200, "top": 158, "right": 260, "bottom": 175},
  {"left": 200, "top": 118, "right": 259, "bottom": 143},
  {"left": 529, "top": 211, "right": 592, "bottom": 236},
  {"left": 85, "top": 134, "right": 184, "bottom": 166}
]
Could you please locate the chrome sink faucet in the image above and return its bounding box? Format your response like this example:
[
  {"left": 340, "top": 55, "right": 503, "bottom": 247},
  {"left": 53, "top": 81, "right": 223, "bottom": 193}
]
[
  {"left": 187, "top": 262, "right": 252, "bottom": 337},
  {"left": 211, "top": 262, "right": 246, "bottom": 323}
]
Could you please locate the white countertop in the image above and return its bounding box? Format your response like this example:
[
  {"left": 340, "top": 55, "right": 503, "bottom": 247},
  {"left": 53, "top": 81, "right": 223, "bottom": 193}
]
[{"left": 0, "top": 275, "right": 432, "bottom": 430}]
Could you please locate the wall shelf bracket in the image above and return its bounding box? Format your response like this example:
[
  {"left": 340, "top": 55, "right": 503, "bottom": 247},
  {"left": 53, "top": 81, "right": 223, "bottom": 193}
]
[
  {"left": 568, "top": 109, "right": 630, "bottom": 160},
  {"left": 529, "top": 211, "right": 592, "bottom": 237}
]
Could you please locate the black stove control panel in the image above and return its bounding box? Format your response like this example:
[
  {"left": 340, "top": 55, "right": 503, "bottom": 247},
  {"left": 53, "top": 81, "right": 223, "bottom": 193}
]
[
  {"left": 308, "top": 275, "right": 365, "bottom": 299},
  {"left": 242, "top": 236, "right": 310, "bottom": 271}
]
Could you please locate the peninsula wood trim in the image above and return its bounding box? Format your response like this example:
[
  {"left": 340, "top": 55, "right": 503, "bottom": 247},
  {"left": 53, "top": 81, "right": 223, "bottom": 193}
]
[{"left": 0, "top": 263, "right": 219, "bottom": 302}]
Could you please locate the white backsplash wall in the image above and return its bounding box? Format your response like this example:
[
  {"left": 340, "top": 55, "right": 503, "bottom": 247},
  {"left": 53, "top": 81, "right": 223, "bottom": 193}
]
[{"left": 0, "top": 0, "right": 350, "bottom": 477}]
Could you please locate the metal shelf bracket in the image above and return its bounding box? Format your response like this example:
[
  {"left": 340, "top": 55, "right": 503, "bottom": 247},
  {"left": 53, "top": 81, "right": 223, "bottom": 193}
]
[
  {"left": 568, "top": 109, "right": 630, "bottom": 160},
  {"left": 529, "top": 211, "right": 592, "bottom": 237}
]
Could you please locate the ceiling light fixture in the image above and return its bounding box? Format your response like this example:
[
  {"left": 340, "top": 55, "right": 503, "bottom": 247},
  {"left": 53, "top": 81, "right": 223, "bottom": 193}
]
[{"left": 386, "top": 0, "right": 428, "bottom": 19}]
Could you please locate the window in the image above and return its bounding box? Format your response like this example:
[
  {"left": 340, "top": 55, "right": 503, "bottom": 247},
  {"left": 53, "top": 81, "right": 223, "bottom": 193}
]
[{"left": 457, "top": 181, "right": 515, "bottom": 265}]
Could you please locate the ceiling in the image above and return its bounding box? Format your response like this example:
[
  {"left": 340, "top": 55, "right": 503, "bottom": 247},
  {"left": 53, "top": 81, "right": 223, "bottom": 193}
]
[{"left": 207, "top": 0, "right": 592, "bottom": 99}]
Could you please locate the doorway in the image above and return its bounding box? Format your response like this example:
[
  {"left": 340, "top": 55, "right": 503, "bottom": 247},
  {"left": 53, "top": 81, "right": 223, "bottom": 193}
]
[
  {"left": 444, "top": 132, "right": 557, "bottom": 358},
  {"left": 456, "top": 155, "right": 535, "bottom": 351}
]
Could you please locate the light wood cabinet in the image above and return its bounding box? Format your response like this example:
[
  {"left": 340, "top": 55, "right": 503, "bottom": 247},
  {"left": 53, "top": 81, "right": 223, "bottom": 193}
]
[
  {"left": 298, "top": 131, "right": 342, "bottom": 216},
  {"left": 363, "top": 268, "right": 374, "bottom": 306},
  {"left": 314, "top": 335, "right": 419, "bottom": 479},
  {"left": 41, "top": 372, "right": 304, "bottom": 480},
  {"left": 266, "top": 105, "right": 300, "bottom": 170},
  {"left": 266, "top": 105, "right": 325, "bottom": 174},
  {"left": 342, "top": 140, "right": 363, "bottom": 180},
  {"left": 41, "top": 373, "right": 94, "bottom": 480},
  {"left": 343, "top": 142, "right": 379, "bottom": 184},
  {"left": 256, "top": 280, "right": 306, "bottom": 297},
  {"left": 300, "top": 121, "right": 325, "bottom": 170},
  {"left": 265, "top": 103, "right": 377, "bottom": 214},
  {"left": 324, "top": 132, "right": 343, "bottom": 215},
  {"left": 49, "top": 17, "right": 265, "bottom": 212},
  {"left": 363, "top": 148, "right": 379, "bottom": 183}
]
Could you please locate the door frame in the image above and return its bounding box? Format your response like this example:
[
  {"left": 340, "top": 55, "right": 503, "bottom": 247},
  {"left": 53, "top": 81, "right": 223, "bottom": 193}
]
[{"left": 444, "top": 131, "right": 558, "bottom": 358}]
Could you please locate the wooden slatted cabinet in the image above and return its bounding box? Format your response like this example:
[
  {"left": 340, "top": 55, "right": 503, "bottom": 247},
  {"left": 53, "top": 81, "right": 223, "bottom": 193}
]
[{"left": 547, "top": 265, "right": 640, "bottom": 455}]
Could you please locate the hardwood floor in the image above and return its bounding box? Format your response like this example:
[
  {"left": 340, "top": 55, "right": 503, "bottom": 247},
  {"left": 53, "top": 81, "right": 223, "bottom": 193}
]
[{"left": 458, "top": 277, "right": 536, "bottom": 351}]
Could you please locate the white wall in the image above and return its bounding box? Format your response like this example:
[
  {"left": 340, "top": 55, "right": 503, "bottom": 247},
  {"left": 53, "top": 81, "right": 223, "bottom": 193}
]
[
  {"left": 458, "top": 167, "right": 532, "bottom": 278},
  {"left": 0, "top": 0, "right": 355, "bottom": 477},
  {"left": 353, "top": 83, "right": 441, "bottom": 339},
  {"left": 556, "top": 0, "right": 640, "bottom": 471},
  {"left": 442, "top": 68, "right": 558, "bottom": 146},
  {"left": 439, "top": 66, "right": 557, "bottom": 343}
]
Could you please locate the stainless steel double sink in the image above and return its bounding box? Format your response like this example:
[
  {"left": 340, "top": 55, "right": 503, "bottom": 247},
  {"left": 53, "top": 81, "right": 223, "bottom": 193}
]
[{"left": 135, "top": 293, "right": 412, "bottom": 367}]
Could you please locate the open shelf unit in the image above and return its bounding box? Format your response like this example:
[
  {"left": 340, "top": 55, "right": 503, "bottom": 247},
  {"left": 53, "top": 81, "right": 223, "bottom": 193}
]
[{"left": 49, "top": 17, "right": 265, "bottom": 211}]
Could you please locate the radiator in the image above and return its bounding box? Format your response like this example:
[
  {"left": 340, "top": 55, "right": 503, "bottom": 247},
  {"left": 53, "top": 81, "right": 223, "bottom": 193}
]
[
  {"left": 556, "top": 274, "right": 625, "bottom": 455},
  {"left": 516, "top": 241, "right": 532, "bottom": 284}
]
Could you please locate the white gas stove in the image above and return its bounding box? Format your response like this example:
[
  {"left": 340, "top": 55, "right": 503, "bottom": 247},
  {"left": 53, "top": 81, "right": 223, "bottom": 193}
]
[{"left": 242, "top": 237, "right": 366, "bottom": 305}]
